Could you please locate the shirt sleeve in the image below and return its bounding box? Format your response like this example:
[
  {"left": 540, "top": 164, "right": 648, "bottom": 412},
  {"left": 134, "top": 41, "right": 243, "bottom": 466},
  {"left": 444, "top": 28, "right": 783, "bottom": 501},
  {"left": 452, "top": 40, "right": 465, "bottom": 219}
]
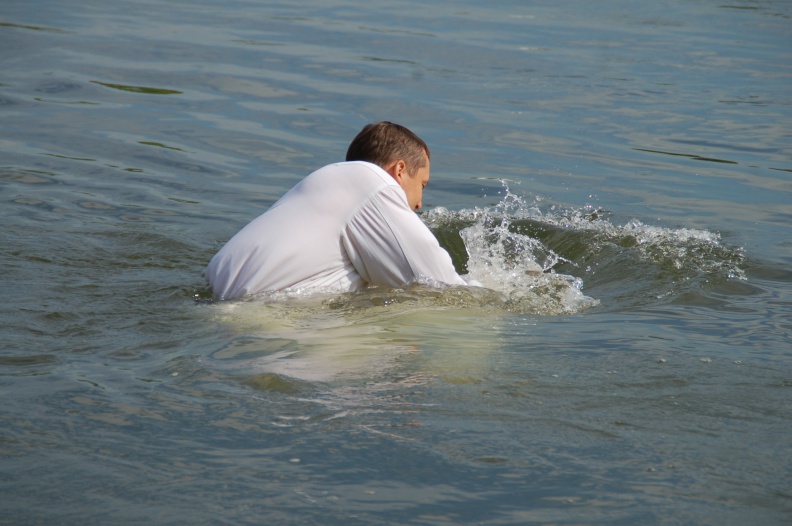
[{"left": 341, "top": 185, "right": 467, "bottom": 288}]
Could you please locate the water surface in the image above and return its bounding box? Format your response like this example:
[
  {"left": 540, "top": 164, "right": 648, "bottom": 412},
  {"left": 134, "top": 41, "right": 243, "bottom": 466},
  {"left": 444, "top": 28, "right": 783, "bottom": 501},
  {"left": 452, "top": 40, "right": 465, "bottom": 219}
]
[{"left": 1, "top": 0, "right": 791, "bottom": 524}]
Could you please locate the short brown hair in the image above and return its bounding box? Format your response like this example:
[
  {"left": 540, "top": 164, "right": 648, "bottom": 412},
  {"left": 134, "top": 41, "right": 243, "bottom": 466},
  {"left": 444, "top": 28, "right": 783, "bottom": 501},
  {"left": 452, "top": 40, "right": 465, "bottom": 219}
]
[{"left": 345, "top": 121, "right": 430, "bottom": 175}]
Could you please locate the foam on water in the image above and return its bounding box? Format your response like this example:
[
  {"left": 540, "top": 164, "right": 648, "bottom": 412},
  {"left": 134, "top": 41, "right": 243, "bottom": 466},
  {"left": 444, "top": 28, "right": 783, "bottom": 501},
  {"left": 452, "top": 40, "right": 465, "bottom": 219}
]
[{"left": 531, "top": 203, "right": 747, "bottom": 282}]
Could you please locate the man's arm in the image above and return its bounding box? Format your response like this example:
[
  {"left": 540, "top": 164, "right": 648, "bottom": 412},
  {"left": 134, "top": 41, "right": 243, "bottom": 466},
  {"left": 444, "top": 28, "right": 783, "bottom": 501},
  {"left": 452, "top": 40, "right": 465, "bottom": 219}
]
[{"left": 342, "top": 186, "right": 467, "bottom": 288}]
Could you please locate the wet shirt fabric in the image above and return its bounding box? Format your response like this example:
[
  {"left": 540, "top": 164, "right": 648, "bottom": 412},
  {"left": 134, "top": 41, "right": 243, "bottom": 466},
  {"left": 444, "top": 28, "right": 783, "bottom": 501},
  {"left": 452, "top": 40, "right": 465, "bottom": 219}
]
[{"left": 205, "top": 161, "right": 468, "bottom": 299}]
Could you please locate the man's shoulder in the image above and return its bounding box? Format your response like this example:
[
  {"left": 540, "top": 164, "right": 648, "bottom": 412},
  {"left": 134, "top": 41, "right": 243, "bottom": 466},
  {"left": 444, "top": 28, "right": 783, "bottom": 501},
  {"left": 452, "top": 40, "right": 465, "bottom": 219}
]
[{"left": 312, "top": 161, "right": 396, "bottom": 185}]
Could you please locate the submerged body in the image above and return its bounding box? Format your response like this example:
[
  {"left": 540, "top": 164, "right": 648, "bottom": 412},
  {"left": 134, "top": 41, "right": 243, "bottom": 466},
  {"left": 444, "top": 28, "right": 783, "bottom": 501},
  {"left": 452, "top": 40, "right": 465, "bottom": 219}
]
[{"left": 206, "top": 161, "right": 468, "bottom": 299}]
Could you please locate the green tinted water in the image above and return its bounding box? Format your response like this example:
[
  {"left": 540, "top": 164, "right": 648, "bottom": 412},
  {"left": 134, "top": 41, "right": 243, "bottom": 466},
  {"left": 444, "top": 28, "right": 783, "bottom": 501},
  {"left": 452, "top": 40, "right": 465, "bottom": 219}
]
[{"left": 1, "top": 1, "right": 791, "bottom": 524}]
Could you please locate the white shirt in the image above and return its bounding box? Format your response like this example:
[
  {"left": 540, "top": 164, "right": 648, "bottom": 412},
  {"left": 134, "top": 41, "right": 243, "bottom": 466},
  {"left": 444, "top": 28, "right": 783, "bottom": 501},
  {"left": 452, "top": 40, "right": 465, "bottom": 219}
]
[{"left": 206, "top": 161, "right": 468, "bottom": 299}]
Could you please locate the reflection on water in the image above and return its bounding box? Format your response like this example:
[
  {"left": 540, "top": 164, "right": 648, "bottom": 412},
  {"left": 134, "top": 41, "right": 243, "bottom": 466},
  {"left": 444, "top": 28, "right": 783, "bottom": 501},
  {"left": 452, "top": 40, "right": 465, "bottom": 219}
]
[{"left": 203, "top": 290, "right": 505, "bottom": 385}]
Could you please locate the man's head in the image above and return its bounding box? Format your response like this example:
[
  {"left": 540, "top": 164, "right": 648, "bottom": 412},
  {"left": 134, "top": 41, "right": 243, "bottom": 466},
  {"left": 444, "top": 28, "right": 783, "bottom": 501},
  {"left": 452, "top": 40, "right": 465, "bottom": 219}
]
[{"left": 346, "top": 121, "right": 431, "bottom": 210}]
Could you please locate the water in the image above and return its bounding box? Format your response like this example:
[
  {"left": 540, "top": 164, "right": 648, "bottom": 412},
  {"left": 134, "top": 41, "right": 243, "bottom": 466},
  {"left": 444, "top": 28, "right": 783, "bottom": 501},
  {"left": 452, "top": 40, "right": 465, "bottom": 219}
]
[{"left": 2, "top": 0, "right": 791, "bottom": 524}]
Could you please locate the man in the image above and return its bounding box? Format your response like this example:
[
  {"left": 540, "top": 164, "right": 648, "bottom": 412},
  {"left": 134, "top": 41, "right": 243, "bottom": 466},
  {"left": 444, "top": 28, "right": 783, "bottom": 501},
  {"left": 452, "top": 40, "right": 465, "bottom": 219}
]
[{"left": 205, "top": 121, "right": 472, "bottom": 299}]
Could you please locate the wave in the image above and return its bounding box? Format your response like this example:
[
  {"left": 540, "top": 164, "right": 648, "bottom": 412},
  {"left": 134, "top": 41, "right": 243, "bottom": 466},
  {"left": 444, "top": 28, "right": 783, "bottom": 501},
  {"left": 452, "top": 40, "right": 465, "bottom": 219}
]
[{"left": 423, "top": 182, "right": 747, "bottom": 313}]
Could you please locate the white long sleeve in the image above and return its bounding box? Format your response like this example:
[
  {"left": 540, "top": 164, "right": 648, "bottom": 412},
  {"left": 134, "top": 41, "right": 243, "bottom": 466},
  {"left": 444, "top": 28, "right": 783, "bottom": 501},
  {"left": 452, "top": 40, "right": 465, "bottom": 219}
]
[
  {"left": 206, "top": 161, "right": 467, "bottom": 299},
  {"left": 342, "top": 185, "right": 466, "bottom": 288}
]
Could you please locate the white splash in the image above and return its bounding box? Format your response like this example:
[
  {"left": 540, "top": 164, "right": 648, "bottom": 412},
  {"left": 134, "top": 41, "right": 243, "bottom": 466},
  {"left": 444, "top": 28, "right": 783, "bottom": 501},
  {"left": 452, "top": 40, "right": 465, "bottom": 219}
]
[{"left": 426, "top": 185, "right": 599, "bottom": 314}]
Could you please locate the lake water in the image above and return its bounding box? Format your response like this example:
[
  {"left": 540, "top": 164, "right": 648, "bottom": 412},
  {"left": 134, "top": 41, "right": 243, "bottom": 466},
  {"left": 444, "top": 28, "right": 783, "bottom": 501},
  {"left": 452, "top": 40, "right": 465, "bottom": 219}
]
[{"left": 2, "top": 0, "right": 791, "bottom": 524}]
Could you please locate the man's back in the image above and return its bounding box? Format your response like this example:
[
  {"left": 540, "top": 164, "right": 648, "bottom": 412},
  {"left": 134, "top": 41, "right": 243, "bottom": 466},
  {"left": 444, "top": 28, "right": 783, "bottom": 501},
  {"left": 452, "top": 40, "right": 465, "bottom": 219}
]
[{"left": 205, "top": 161, "right": 466, "bottom": 299}]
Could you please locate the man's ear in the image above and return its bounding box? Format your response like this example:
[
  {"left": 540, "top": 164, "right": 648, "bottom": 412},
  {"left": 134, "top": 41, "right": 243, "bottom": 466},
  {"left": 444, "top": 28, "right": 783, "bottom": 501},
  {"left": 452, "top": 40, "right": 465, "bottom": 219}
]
[{"left": 385, "top": 159, "right": 407, "bottom": 182}]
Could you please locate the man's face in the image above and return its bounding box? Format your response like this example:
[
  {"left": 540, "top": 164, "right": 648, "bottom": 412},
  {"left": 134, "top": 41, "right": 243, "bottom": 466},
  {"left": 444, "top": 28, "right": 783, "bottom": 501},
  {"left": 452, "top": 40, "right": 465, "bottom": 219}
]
[{"left": 399, "top": 154, "right": 430, "bottom": 211}]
